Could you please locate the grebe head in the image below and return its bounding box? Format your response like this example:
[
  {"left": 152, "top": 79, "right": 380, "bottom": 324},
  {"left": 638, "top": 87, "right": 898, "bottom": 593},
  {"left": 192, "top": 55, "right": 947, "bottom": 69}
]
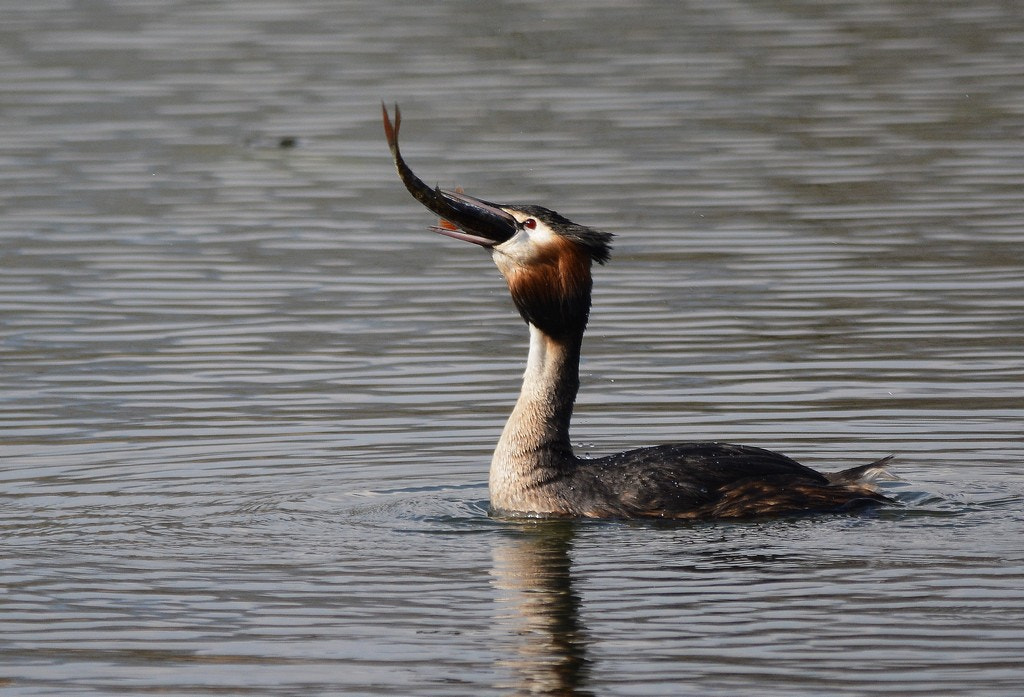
[
  {"left": 481, "top": 203, "right": 612, "bottom": 339},
  {"left": 429, "top": 192, "right": 614, "bottom": 340},
  {"left": 382, "top": 104, "right": 613, "bottom": 338}
]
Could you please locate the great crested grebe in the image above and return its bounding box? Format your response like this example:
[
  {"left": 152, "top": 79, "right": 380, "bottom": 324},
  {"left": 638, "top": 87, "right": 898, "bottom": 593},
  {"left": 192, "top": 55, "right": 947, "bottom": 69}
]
[{"left": 382, "top": 104, "right": 893, "bottom": 519}]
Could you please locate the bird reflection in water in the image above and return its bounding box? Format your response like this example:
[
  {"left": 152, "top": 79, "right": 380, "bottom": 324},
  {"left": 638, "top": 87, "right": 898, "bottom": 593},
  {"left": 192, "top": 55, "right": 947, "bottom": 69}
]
[{"left": 490, "top": 523, "right": 593, "bottom": 696}]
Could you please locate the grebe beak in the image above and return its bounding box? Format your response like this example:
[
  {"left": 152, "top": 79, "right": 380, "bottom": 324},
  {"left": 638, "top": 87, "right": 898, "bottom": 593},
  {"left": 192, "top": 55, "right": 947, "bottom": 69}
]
[
  {"left": 430, "top": 189, "right": 518, "bottom": 247},
  {"left": 382, "top": 103, "right": 517, "bottom": 247}
]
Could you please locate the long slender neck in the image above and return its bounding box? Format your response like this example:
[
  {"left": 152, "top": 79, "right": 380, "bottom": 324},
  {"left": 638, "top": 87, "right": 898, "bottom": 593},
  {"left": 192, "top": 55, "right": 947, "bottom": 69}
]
[{"left": 489, "top": 323, "right": 583, "bottom": 514}]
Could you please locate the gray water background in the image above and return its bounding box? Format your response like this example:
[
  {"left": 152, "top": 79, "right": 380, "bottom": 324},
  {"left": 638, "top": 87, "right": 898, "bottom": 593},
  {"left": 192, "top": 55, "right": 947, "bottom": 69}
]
[{"left": 2, "top": 1, "right": 1023, "bottom": 695}]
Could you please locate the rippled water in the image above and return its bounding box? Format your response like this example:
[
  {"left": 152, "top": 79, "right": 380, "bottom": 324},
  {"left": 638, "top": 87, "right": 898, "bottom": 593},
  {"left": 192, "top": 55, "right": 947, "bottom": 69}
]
[{"left": 2, "top": 0, "right": 1023, "bottom": 695}]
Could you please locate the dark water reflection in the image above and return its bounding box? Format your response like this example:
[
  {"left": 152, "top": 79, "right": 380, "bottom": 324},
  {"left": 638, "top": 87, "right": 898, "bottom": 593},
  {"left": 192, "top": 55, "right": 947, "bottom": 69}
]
[{"left": 2, "top": 0, "right": 1024, "bottom": 695}]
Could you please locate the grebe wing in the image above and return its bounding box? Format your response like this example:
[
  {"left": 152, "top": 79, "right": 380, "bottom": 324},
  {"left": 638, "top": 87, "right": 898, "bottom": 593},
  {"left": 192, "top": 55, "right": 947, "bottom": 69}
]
[{"left": 578, "top": 442, "right": 886, "bottom": 518}]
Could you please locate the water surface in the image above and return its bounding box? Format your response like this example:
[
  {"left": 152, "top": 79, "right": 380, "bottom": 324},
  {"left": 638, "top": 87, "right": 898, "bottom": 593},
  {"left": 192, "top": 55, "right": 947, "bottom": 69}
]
[{"left": 2, "top": 1, "right": 1023, "bottom": 695}]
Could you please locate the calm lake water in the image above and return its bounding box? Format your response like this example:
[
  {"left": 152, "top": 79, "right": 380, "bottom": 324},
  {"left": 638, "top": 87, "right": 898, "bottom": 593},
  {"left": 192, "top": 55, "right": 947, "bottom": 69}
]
[{"left": 2, "top": 0, "right": 1023, "bottom": 695}]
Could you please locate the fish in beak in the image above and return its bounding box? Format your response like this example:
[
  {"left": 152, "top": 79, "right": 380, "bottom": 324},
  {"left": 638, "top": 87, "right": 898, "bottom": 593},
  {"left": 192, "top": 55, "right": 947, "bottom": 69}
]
[{"left": 382, "top": 103, "right": 518, "bottom": 247}]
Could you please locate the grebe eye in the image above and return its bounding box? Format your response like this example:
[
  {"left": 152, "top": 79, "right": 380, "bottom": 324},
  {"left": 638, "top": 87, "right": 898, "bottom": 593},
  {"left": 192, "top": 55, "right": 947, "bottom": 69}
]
[{"left": 522, "top": 218, "right": 537, "bottom": 230}]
